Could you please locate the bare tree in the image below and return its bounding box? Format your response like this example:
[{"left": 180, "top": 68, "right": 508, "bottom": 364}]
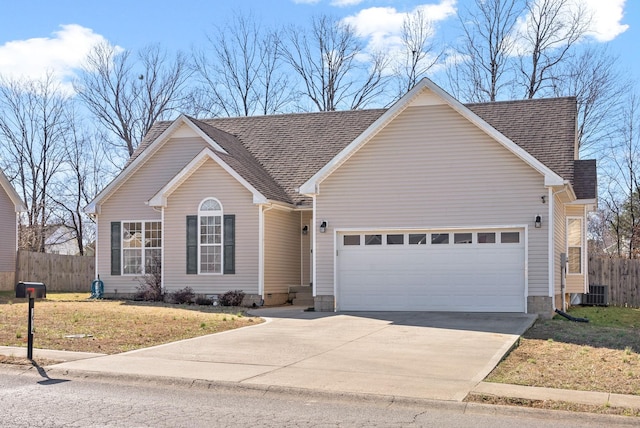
[
  {"left": 192, "top": 13, "right": 293, "bottom": 117},
  {"left": 75, "top": 43, "right": 191, "bottom": 157},
  {"left": 395, "top": 8, "right": 443, "bottom": 97},
  {"left": 281, "top": 15, "right": 389, "bottom": 111},
  {"left": 552, "top": 46, "right": 628, "bottom": 157},
  {"left": 0, "top": 74, "right": 69, "bottom": 252},
  {"left": 451, "top": 0, "right": 523, "bottom": 102},
  {"left": 518, "top": 0, "right": 591, "bottom": 99},
  {"left": 602, "top": 92, "right": 640, "bottom": 258},
  {"left": 50, "top": 118, "right": 111, "bottom": 255}
]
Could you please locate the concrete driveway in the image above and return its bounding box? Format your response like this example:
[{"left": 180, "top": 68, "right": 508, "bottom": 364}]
[{"left": 51, "top": 307, "right": 536, "bottom": 401}]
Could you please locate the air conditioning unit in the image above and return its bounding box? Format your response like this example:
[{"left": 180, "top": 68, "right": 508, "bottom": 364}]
[{"left": 582, "top": 285, "right": 609, "bottom": 306}]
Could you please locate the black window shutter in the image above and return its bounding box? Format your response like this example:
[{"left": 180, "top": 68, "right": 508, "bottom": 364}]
[
  {"left": 224, "top": 214, "right": 235, "bottom": 274},
  {"left": 186, "top": 215, "right": 198, "bottom": 274},
  {"left": 111, "top": 222, "right": 121, "bottom": 276}
]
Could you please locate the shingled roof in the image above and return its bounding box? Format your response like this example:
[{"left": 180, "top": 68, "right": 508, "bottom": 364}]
[{"left": 130, "top": 96, "right": 595, "bottom": 206}]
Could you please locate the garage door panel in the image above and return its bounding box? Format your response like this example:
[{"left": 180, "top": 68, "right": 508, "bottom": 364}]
[{"left": 337, "top": 229, "right": 526, "bottom": 312}]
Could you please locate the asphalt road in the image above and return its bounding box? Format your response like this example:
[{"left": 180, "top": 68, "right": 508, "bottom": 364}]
[{"left": 0, "top": 367, "right": 636, "bottom": 428}]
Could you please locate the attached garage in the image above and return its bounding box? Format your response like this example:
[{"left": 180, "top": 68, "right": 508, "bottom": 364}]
[{"left": 336, "top": 229, "right": 526, "bottom": 312}]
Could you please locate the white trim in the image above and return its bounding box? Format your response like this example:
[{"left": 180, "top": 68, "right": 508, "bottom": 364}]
[
  {"left": 547, "top": 187, "right": 555, "bottom": 302},
  {"left": 147, "top": 148, "right": 268, "bottom": 207},
  {"left": 85, "top": 115, "right": 230, "bottom": 215},
  {"left": 259, "top": 204, "right": 273, "bottom": 298},
  {"left": 0, "top": 170, "right": 26, "bottom": 212},
  {"left": 312, "top": 196, "right": 317, "bottom": 298},
  {"left": 566, "top": 216, "right": 584, "bottom": 275},
  {"left": 583, "top": 205, "right": 589, "bottom": 293},
  {"left": 160, "top": 208, "right": 165, "bottom": 292},
  {"left": 94, "top": 215, "right": 99, "bottom": 277},
  {"left": 197, "top": 197, "right": 224, "bottom": 275},
  {"left": 299, "top": 78, "right": 564, "bottom": 195},
  {"left": 120, "top": 220, "right": 163, "bottom": 276}
]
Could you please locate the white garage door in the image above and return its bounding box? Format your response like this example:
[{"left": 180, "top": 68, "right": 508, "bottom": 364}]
[{"left": 337, "top": 229, "right": 525, "bottom": 312}]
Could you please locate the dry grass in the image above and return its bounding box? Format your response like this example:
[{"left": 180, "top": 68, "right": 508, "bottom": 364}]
[
  {"left": 465, "top": 393, "right": 640, "bottom": 417},
  {"left": 0, "top": 292, "right": 262, "bottom": 354},
  {"left": 485, "top": 306, "right": 640, "bottom": 395}
]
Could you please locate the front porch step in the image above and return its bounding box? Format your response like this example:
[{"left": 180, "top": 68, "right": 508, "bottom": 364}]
[{"left": 288, "top": 285, "right": 313, "bottom": 307}]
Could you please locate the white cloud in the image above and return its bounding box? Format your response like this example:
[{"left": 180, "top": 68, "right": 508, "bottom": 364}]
[
  {"left": 330, "top": 0, "right": 365, "bottom": 6},
  {"left": 582, "top": 0, "right": 628, "bottom": 42},
  {"left": 0, "top": 24, "right": 112, "bottom": 90},
  {"left": 342, "top": 1, "right": 456, "bottom": 55}
]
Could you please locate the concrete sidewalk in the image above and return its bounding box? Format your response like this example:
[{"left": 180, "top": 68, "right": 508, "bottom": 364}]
[{"left": 2, "top": 306, "right": 639, "bottom": 410}]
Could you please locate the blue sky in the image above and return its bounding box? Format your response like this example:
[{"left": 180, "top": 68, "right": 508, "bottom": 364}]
[{"left": 0, "top": 0, "right": 636, "bottom": 92}]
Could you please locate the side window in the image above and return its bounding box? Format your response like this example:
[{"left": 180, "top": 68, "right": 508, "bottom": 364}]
[{"left": 567, "top": 218, "right": 583, "bottom": 274}]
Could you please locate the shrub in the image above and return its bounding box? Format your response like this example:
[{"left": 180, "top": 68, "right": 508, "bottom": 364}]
[
  {"left": 219, "top": 290, "right": 245, "bottom": 307},
  {"left": 195, "top": 296, "right": 213, "bottom": 306},
  {"left": 135, "top": 257, "right": 163, "bottom": 301},
  {"left": 171, "top": 287, "right": 195, "bottom": 304}
]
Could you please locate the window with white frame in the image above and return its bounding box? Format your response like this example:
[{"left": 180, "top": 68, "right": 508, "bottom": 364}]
[
  {"left": 199, "top": 198, "right": 223, "bottom": 274},
  {"left": 567, "top": 218, "right": 583, "bottom": 274},
  {"left": 122, "top": 221, "right": 162, "bottom": 275}
]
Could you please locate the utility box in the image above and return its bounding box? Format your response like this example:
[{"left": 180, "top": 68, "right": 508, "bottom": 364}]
[
  {"left": 15, "top": 282, "right": 47, "bottom": 299},
  {"left": 583, "top": 284, "right": 608, "bottom": 306}
]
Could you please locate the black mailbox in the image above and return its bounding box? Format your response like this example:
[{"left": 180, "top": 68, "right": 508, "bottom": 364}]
[{"left": 15, "top": 282, "right": 47, "bottom": 298}]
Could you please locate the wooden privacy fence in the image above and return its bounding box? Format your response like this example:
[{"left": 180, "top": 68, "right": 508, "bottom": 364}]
[
  {"left": 589, "top": 256, "right": 640, "bottom": 308},
  {"left": 16, "top": 250, "right": 95, "bottom": 292}
]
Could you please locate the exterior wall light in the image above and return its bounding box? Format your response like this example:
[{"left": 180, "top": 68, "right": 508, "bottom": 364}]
[
  {"left": 302, "top": 225, "right": 309, "bottom": 235},
  {"left": 535, "top": 215, "right": 542, "bottom": 228},
  {"left": 319, "top": 220, "right": 328, "bottom": 233}
]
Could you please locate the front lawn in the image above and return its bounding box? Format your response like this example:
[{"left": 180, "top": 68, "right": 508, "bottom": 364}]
[{"left": 0, "top": 291, "right": 262, "bottom": 355}]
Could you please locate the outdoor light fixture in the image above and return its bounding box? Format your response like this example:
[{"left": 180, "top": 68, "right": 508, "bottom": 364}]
[
  {"left": 302, "top": 225, "right": 309, "bottom": 235},
  {"left": 541, "top": 195, "right": 546, "bottom": 204},
  {"left": 535, "top": 215, "right": 542, "bottom": 228},
  {"left": 319, "top": 220, "right": 328, "bottom": 233}
]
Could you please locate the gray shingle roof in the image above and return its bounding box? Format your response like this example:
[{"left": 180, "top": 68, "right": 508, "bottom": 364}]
[
  {"left": 466, "top": 97, "right": 577, "bottom": 183},
  {"left": 131, "top": 97, "right": 594, "bottom": 205},
  {"left": 573, "top": 159, "right": 597, "bottom": 200}
]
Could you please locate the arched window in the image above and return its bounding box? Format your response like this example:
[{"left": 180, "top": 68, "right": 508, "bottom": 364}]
[{"left": 199, "top": 198, "right": 223, "bottom": 274}]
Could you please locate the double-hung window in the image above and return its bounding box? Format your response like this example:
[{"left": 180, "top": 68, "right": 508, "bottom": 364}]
[
  {"left": 122, "top": 221, "right": 162, "bottom": 275},
  {"left": 199, "top": 198, "right": 223, "bottom": 274},
  {"left": 567, "top": 218, "right": 583, "bottom": 274}
]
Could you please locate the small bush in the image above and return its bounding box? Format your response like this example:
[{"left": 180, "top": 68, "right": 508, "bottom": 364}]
[
  {"left": 171, "top": 287, "right": 195, "bottom": 304},
  {"left": 195, "top": 296, "right": 213, "bottom": 306},
  {"left": 219, "top": 290, "right": 245, "bottom": 307},
  {"left": 134, "top": 256, "right": 163, "bottom": 301}
]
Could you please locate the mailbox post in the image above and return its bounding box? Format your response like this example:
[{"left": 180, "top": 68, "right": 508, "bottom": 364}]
[
  {"left": 15, "top": 282, "right": 46, "bottom": 360},
  {"left": 27, "top": 288, "right": 35, "bottom": 360}
]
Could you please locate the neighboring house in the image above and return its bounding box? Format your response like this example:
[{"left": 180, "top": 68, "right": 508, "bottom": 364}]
[
  {"left": 0, "top": 169, "right": 26, "bottom": 290},
  {"left": 86, "top": 79, "right": 597, "bottom": 316},
  {"left": 44, "top": 224, "right": 80, "bottom": 255}
]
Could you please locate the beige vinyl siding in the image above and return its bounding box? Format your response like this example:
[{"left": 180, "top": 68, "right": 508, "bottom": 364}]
[
  {"left": 96, "top": 136, "right": 213, "bottom": 293},
  {"left": 315, "top": 104, "right": 549, "bottom": 298},
  {"left": 0, "top": 187, "right": 16, "bottom": 288},
  {"left": 565, "top": 205, "right": 587, "bottom": 293},
  {"left": 301, "top": 210, "right": 312, "bottom": 286},
  {"left": 553, "top": 193, "right": 566, "bottom": 299},
  {"left": 163, "top": 158, "right": 259, "bottom": 294},
  {"left": 264, "top": 208, "right": 302, "bottom": 294}
]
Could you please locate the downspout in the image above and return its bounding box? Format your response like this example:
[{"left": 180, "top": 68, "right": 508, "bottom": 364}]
[{"left": 259, "top": 204, "right": 274, "bottom": 299}]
